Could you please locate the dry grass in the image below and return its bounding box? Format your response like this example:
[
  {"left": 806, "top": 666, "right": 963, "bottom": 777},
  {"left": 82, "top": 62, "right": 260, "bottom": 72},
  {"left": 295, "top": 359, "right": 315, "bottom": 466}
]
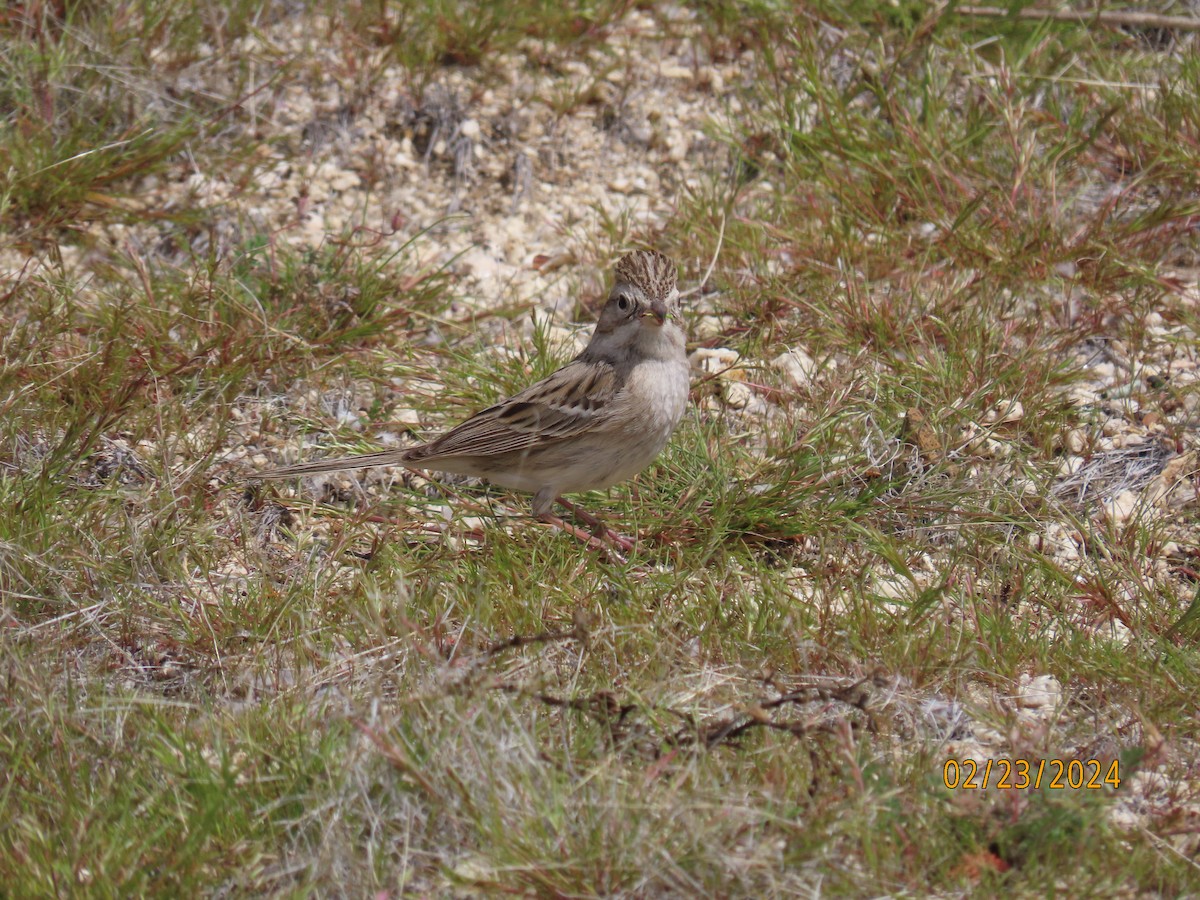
[{"left": 3, "top": 0, "right": 1200, "bottom": 894}]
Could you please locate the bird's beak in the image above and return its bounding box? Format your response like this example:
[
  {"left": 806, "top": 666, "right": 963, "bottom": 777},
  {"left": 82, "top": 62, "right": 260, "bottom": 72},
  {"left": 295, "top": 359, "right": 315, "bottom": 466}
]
[{"left": 641, "top": 300, "right": 668, "bottom": 326}]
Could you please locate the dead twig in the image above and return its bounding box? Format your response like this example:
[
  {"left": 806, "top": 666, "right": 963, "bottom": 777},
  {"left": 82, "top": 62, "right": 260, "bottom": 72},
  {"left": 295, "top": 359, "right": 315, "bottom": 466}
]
[{"left": 956, "top": 5, "right": 1200, "bottom": 32}]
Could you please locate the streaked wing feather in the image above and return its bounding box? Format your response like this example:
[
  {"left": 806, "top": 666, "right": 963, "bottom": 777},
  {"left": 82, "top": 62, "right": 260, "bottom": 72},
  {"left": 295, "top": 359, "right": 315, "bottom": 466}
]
[{"left": 410, "top": 360, "right": 619, "bottom": 460}]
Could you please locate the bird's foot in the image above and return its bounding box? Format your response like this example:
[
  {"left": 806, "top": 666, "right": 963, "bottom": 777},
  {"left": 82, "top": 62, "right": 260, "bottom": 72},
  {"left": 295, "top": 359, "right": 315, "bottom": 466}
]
[
  {"left": 538, "top": 512, "right": 628, "bottom": 563},
  {"left": 554, "top": 497, "right": 636, "bottom": 553}
]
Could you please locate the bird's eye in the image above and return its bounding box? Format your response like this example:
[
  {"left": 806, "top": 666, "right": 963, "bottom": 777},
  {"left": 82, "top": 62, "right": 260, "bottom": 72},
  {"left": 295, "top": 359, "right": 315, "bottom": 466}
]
[{"left": 616, "top": 295, "right": 630, "bottom": 312}]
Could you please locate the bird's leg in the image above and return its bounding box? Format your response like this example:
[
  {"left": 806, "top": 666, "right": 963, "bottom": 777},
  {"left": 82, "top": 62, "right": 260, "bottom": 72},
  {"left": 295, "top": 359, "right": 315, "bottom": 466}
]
[
  {"left": 529, "top": 489, "right": 629, "bottom": 561},
  {"left": 555, "top": 497, "right": 636, "bottom": 553},
  {"left": 536, "top": 512, "right": 627, "bottom": 564}
]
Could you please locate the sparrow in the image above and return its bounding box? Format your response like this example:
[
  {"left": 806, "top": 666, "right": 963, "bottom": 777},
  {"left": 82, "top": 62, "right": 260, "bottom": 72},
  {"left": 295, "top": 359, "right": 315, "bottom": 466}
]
[{"left": 257, "top": 250, "right": 689, "bottom": 553}]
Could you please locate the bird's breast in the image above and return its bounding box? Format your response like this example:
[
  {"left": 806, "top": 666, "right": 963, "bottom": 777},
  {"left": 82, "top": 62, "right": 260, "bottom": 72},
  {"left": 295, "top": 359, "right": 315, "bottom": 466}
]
[{"left": 627, "top": 356, "right": 689, "bottom": 432}]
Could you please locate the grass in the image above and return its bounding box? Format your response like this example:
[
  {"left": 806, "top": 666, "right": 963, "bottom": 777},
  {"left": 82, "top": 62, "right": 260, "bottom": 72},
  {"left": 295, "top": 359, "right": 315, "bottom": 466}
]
[{"left": 3, "top": 0, "right": 1200, "bottom": 894}]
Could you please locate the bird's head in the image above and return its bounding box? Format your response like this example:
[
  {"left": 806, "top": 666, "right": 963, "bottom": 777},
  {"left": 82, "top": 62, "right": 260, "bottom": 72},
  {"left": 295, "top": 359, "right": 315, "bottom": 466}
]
[{"left": 592, "top": 250, "right": 682, "bottom": 350}]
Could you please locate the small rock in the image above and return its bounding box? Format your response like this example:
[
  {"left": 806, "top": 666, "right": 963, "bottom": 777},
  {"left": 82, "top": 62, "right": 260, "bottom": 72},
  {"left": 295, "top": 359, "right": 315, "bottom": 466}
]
[
  {"left": 771, "top": 347, "right": 818, "bottom": 388},
  {"left": 1056, "top": 455, "right": 1085, "bottom": 477},
  {"left": 314, "top": 161, "right": 360, "bottom": 193},
  {"left": 1112, "top": 433, "right": 1144, "bottom": 449},
  {"left": 689, "top": 346, "right": 742, "bottom": 376},
  {"left": 698, "top": 66, "right": 724, "bottom": 93},
  {"left": 1145, "top": 452, "right": 1196, "bottom": 507},
  {"left": 665, "top": 130, "right": 690, "bottom": 162},
  {"left": 1018, "top": 674, "right": 1062, "bottom": 711},
  {"left": 984, "top": 399, "right": 1023, "bottom": 425},
  {"left": 392, "top": 407, "right": 422, "bottom": 426},
  {"left": 690, "top": 347, "right": 753, "bottom": 410},
  {"left": 1102, "top": 490, "right": 1140, "bottom": 525},
  {"left": 1099, "top": 619, "right": 1134, "bottom": 647},
  {"left": 461, "top": 247, "right": 502, "bottom": 282},
  {"left": 723, "top": 380, "right": 753, "bottom": 409},
  {"left": 874, "top": 576, "right": 910, "bottom": 601},
  {"left": 692, "top": 314, "right": 730, "bottom": 341}
]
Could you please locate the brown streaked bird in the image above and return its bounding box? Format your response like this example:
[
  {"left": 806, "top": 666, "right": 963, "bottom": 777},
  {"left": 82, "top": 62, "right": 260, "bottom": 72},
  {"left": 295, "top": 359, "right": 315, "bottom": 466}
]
[{"left": 257, "top": 250, "right": 689, "bottom": 553}]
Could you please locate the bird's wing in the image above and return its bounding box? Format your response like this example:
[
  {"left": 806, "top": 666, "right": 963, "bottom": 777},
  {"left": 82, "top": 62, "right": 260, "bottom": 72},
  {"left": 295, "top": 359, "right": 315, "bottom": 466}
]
[{"left": 410, "top": 358, "right": 621, "bottom": 460}]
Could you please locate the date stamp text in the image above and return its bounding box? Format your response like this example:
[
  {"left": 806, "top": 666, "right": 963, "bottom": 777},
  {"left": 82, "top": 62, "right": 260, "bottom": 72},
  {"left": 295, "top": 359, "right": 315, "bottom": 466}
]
[{"left": 943, "top": 758, "right": 1120, "bottom": 790}]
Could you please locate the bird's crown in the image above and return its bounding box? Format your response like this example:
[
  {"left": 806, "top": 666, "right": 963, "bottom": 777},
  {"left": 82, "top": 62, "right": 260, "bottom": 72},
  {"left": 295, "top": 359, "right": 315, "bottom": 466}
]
[{"left": 615, "top": 250, "right": 677, "bottom": 298}]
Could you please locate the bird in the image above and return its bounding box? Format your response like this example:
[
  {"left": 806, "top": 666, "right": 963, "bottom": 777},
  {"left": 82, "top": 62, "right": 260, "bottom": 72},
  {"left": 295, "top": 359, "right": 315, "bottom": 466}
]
[{"left": 257, "top": 249, "right": 690, "bottom": 554}]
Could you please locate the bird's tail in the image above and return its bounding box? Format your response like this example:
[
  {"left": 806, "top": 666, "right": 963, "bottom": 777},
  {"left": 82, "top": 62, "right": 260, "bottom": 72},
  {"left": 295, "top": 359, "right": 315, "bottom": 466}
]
[{"left": 256, "top": 448, "right": 412, "bottom": 479}]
